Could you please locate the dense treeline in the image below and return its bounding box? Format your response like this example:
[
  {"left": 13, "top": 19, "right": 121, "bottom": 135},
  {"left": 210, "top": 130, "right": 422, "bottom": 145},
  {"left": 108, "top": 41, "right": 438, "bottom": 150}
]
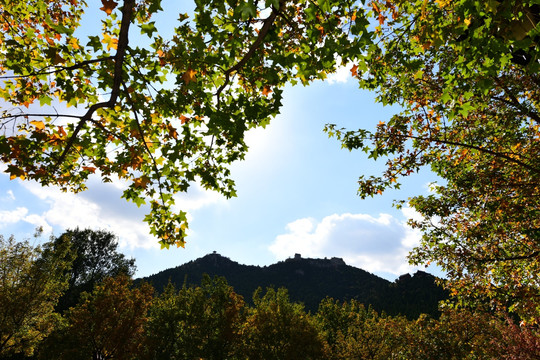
[{"left": 1, "top": 230, "right": 539, "bottom": 359}]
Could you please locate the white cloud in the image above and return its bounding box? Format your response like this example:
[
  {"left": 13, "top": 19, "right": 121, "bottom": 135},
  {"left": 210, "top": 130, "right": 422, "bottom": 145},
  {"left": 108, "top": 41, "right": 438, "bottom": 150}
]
[
  {"left": 0, "top": 207, "right": 29, "bottom": 226},
  {"left": 173, "top": 182, "right": 227, "bottom": 212},
  {"left": 269, "top": 210, "right": 424, "bottom": 276},
  {"left": 16, "top": 174, "right": 227, "bottom": 250},
  {"left": 23, "top": 214, "right": 53, "bottom": 234},
  {"left": 326, "top": 62, "right": 354, "bottom": 84}
]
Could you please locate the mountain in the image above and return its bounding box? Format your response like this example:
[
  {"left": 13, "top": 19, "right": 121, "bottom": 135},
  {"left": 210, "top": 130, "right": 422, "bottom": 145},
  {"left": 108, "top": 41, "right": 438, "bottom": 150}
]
[{"left": 137, "top": 252, "right": 448, "bottom": 318}]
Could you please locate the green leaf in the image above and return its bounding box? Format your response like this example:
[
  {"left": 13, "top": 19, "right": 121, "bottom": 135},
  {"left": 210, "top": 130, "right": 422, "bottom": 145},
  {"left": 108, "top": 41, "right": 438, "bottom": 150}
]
[
  {"left": 140, "top": 22, "right": 157, "bottom": 37},
  {"left": 265, "top": 0, "right": 279, "bottom": 8},
  {"left": 239, "top": 1, "right": 257, "bottom": 20}
]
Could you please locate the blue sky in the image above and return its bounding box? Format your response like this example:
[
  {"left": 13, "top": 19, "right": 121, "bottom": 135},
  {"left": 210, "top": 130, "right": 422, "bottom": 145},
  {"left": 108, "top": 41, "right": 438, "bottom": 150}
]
[{"left": 0, "top": 1, "right": 442, "bottom": 281}]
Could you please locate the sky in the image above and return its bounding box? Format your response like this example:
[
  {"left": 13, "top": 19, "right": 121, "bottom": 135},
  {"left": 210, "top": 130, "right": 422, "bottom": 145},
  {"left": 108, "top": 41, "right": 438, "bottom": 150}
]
[{"left": 0, "top": 1, "right": 442, "bottom": 281}]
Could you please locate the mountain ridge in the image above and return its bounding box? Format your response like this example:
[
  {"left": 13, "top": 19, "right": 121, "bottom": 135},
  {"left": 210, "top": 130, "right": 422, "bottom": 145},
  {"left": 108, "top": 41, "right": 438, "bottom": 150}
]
[{"left": 138, "top": 252, "right": 448, "bottom": 318}]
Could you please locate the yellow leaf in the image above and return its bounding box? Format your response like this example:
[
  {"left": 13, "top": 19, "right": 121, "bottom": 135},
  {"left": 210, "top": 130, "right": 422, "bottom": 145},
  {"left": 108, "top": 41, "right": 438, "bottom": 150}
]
[
  {"left": 69, "top": 37, "right": 80, "bottom": 50},
  {"left": 30, "top": 120, "right": 45, "bottom": 130},
  {"left": 102, "top": 33, "right": 118, "bottom": 51},
  {"left": 182, "top": 68, "right": 197, "bottom": 84}
]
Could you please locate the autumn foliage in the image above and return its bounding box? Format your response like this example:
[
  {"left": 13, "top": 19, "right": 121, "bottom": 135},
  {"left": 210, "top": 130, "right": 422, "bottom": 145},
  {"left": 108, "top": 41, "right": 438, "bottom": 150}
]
[
  {"left": 327, "top": 0, "right": 540, "bottom": 321},
  {"left": 0, "top": 0, "right": 364, "bottom": 248},
  {"left": 1, "top": 0, "right": 540, "bottom": 341}
]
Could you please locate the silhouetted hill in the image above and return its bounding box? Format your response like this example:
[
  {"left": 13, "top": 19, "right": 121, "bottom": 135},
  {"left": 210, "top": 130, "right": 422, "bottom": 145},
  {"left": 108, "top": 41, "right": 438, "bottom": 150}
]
[{"left": 138, "top": 252, "right": 448, "bottom": 318}]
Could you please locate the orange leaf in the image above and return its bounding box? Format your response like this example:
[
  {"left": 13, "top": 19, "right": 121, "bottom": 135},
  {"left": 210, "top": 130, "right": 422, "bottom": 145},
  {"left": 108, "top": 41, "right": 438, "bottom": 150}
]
[
  {"left": 182, "top": 68, "right": 197, "bottom": 84},
  {"left": 350, "top": 64, "right": 358, "bottom": 77},
  {"left": 168, "top": 124, "right": 178, "bottom": 139},
  {"left": 262, "top": 85, "right": 272, "bottom": 96},
  {"left": 82, "top": 166, "right": 97, "bottom": 173},
  {"left": 180, "top": 115, "right": 190, "bottom": 124},
  {"left": 100, "top": 0, "right": 118, "bottom": 15}
]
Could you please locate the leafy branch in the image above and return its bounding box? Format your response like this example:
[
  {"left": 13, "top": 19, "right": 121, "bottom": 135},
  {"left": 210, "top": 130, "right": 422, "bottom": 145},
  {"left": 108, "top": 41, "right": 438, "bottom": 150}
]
[
  {"left": 215, "top": 0, "right": 283, "bottom": 105},
  {"left": 54, "top": 0, "right": 135, "bottom": 169}
]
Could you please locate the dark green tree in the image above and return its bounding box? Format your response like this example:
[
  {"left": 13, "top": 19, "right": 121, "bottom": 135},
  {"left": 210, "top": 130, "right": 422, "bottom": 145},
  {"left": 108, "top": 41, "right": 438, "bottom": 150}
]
[
  {"left": 54, "top": 228, "right": 136, "bottom": 312},
  {"left": 316, "top": 298, "right": 397, "bottom": 360}
]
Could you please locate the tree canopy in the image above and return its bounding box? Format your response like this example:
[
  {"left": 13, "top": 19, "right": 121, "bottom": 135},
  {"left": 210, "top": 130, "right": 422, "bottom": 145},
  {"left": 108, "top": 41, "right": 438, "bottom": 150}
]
[
  {"left": 0, "top": 232, "right": 72, "bottom": 357},
  {"left": 328, "top": 0, "right": 539, "bottom": 320},
  {"left": 1, "top": 0, "right": 539, "bottom": 322},
  {"left": 54, "top": 228, "right": 136, "bottom": 312},
  {"left": 0, "top": 0, "right": 367, "bottom": 248}
]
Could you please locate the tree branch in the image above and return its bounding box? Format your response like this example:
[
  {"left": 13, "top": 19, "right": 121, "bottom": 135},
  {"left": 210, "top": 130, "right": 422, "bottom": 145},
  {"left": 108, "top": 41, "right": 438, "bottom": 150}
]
[
  {"left": 472, "top": 250, "right": 539, "bottom": 263},
  {"left": 374, "top": 132, "right": 540, "bottom": 173},
  {"left": 54, "top": 0, "right": 135, "bottom": 169},
  {"left": 215, "top": 1, "right": 283, "bottom": 105},
  {"left": 492, "top": 76, "right": 540, "bottom": 124},
  {"left": 122, "top": 83, "right": 166, "bottom": 204},
  {"left": 0, "top": 57, "right": 114, "bottom": 79}
]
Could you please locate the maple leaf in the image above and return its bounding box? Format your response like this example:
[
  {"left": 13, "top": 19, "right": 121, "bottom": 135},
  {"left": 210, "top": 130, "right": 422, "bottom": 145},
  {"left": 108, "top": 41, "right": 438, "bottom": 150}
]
[
  {"left": 133, "top": 176, "right": 151, "bottom": 189},
  {"left": 100, "top": 0, "right": 118, "bottom": 15},
  {"left": 82, "top": 166, "right": 97, "bottom": 173},
  {"left": 180, "top": 115, "right": 190, "bottom": 124},
  {"left": 30, "top": 120, "right": 45, "bottom": 130},
  {"left": 350, "top": 64, "right": 358, "bottom": 77},
  {"left": 167, "top": 124, "right": 178, "bottom": 139},
  {"left": 53, "top": 53, "right": 66, "bottom": 65},
  {"left": 58, "top": 126, "right": 67, "bottom": 137},
  {"left": 182, "top": 69, "right": 197, "bottom": 84},
  {"left": 102, "top": 33, "right": 118, "bottom": 51},
  {"left": 262, "top": 85, "right": 272, "bottom": 96}
]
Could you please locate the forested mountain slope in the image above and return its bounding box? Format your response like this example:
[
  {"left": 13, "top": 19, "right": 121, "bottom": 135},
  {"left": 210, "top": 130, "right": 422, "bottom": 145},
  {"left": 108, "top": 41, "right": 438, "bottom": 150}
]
[{"left": 138, "top": 253, "right": 447, "bottom": 317}]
